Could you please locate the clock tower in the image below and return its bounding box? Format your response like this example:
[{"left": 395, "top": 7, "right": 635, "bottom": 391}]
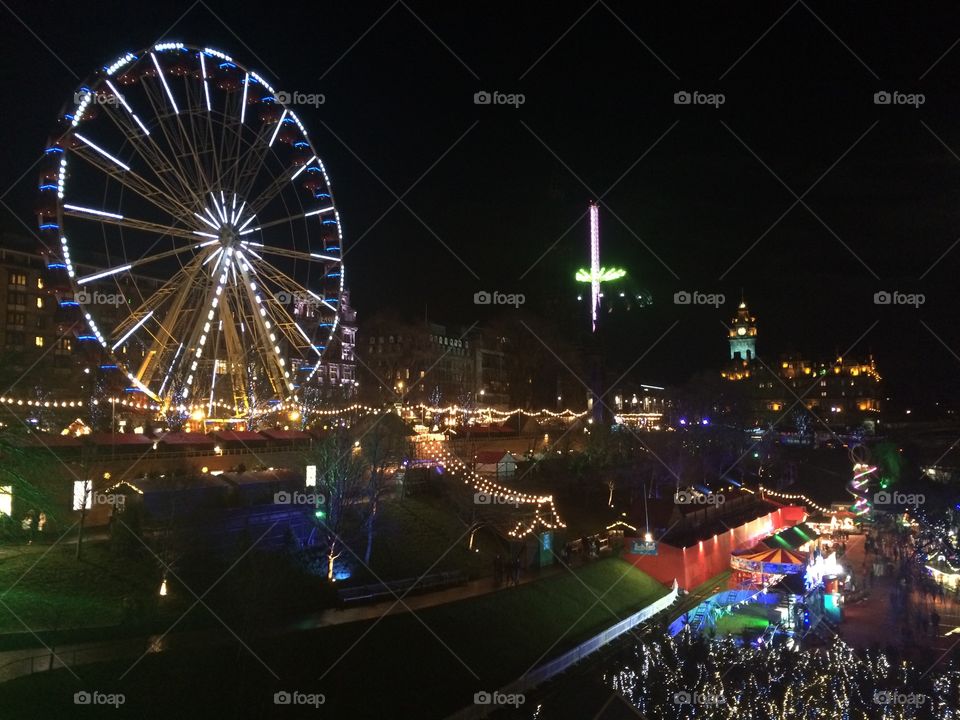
[{"left": 729, "top": 300, "right": 757, "bottom": 360}]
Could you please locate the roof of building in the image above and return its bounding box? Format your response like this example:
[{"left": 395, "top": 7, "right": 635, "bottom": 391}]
[
  {"left": 258, "top": 429, "right": 313, "bottom": 441},
  {"left": 759, "top": 522, "right": 819, "bottom": 551},
  {"left": 87, "top": 432, "right": 154, "bottom": 446},
  {"left": 210, "top": 430, "right": 267, "bottom": 444},
  {"left": 475, "top": 450, "right": 516, "bottom": 464},
  {"left": 629, "top": 492, "right": 786, "bottom": 548},
  {"left": 19, "top": 434, "right": 84, "bottom": 448},
  {"left": 158, "top": 432, "right": 216, "bottom": 446},
  {"left": 121, "top": 474, "right": 227, "bottom": 493},
  {"left": 218, "top": 468, "right": 301, "bottom": 487}
]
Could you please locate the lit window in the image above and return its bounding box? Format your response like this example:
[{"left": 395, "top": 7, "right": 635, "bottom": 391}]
[
  {"left": 0, "top": 485, "right": 10, "bottom": 517},
  {"left": 36, "top": 297, "right": 43, "bottom": 309},
  {"left": 34, "top": 336, "right": 43, "bottom": 347},
  {"left": 36, "top": 278, "right": 44, "bottom": 290},
  {"left": 72, "top": 480, "right": 92, "bottom": 511}
]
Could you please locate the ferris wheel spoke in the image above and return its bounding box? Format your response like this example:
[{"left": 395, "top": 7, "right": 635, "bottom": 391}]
[
  {"left": 95, "top": 88, "right": 199, "bottom": 214},
  {"left": 239, "top": 242, "right": 340, "bottom": 264},
  {"left": 242, "top": 251, "right": 339, "bottom": 315},
  {"left": 231, "top": 118, "right": 281, "bottom": 205},
  {"left": 164, "top": 266, "right": 226, "bottom": 400},
  {"left": 62, "top": 204, "right": 206, "bottom": 242},
  {"left": 76, "top": 241, "right": 216, "bottom": 287},
  {"left": 242, "top": 161, "right": 312, "bottom": 221},
  {"left": 239, "top": 256, "right": 338, "bottom": 362},
  {"left": 234, "top": 259, "right": 313, "bottom": 354},
  {"left": 224, "top": 284, "right": 283, "bottom": 401},
  {"left": 140, "top": 80, "right": 211, "bottom": 200},
  {"left": 217, "top": 293, "right": 256, "bottom": 416},
  {"left": 233, "top": 262, "right": 295, "bottom": 397},
  {"left": 217, "top": 81, "right": 249, "bottom": 195},
  {"left": 69, "top": 141, "right": 196, "bottom": 226},
  {"left": 114, "top": 252, "right": 207, "bottom": 342},
  {"left": 241, "top": 205, "right": 335, "bottom": 235},
  {"left": 138, "top": 290, "right": 205, "bottom": 391},
  {"left": 130, "top": 255, "right": 208, "bottom": 391}
]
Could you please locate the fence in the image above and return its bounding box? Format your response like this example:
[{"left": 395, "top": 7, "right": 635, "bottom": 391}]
[
  {"left": 445, "top": 579, "right": 680, "bottom": 719},
  {"left": 0, "top": 638, "right": 145, "bottom": 683},
  {"left": 337, "top": 570, "right": 467, "bottom": 604}
]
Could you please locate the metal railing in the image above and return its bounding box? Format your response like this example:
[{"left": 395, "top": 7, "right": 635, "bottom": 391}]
[
  {"left": 337, "top": 570, "right": 467, "bottom": 604},
  {"left": 445, "top": 579, "right": 680, "bottom": 720}
]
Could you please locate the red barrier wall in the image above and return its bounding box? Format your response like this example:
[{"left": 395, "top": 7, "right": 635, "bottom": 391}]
[{"left": 624, "top": 505, "right": 806, "bottom": 589}]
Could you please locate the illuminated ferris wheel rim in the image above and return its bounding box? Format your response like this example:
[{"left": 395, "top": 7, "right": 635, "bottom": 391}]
[{"left": 41, "top": 41, "right": 347, "bottom": 417}]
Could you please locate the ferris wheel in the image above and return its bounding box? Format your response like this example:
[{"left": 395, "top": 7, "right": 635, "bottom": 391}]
[{"left": 36, "top": 42, "right": 344, "bottom": 420}]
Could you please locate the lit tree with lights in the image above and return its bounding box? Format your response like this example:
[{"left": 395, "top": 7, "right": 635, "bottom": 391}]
[
  {"left": 847, "top": 443, "right": 877, "bottom": 517},
  {"left": 307, "top": 430, "right": 367, "bottom": 580}
]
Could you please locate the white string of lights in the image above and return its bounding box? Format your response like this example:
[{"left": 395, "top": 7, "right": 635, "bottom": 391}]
[
  {"left": 758, "top": 485, "right": 834, "bottom": 515},
  {"left": 426, "top": 441, "right": 564, "bottom": 537}
]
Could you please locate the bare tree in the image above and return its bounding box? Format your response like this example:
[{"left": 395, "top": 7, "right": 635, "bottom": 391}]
[
  {"left": 353, "top": 413, "right": 411, "bottom": 565},
  {"left": 307, "top": 432, "right": 367, "bottom": 580}
]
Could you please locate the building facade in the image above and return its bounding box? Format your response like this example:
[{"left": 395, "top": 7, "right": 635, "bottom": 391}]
[{"left": 721, "top": 299, "right": 881, "bottom": 428}]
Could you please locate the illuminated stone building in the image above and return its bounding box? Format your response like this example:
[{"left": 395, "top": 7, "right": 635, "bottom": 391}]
[{"left": 721, "top": 299, "right": 881, "bottom": 427}]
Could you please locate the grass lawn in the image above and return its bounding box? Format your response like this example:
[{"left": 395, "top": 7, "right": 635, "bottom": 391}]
[
  {"left": 357, "top": 496, "right": 499, "bottom": 582},
  {"left": 0, "top": 542, "right": 165, "bottom": 638},
  {"left": 0, "top": 558, "right": 670, "bottom": 719}
]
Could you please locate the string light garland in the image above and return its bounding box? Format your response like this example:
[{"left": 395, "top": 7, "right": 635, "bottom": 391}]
[
  {"left": 758, "top": 485, "right": 833, "bottom": 515},
  {"left": 426, "top": 441, "right": 565, "bottom": 538},
  {"left": 2, "top": 392, "right": 624, "bottom": 427}
]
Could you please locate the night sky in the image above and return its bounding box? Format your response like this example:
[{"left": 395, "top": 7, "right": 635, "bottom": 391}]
[{"left": 2, "top": 1, "right": 960, "bottom": 413}]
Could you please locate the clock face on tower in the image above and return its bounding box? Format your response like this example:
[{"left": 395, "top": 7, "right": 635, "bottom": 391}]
[{"left": 737, "top": 326, "right": 746, "bottom": 336}]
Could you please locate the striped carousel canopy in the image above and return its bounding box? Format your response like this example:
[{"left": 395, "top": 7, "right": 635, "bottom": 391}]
[{"left": 731, "top": 546, "right": 808, "bottom": 575}]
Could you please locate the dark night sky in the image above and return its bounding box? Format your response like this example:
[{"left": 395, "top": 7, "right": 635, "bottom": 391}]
[{"left": 2, "top": 1, "right": 960, "bottom": 412}]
